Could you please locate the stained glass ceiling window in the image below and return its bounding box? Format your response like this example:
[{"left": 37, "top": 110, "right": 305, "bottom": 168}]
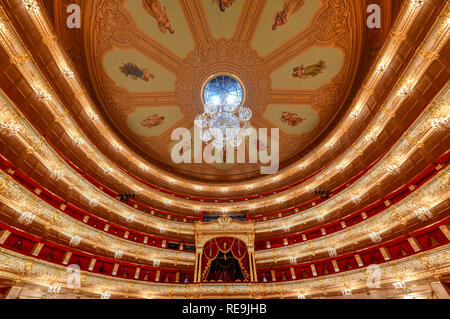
[{"left": 203, "top": 75, "right": 244, "bottom": 106}]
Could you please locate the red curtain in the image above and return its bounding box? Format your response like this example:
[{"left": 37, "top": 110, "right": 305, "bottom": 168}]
[{"left": 201, "top": 237, "right": 250, "bottom": 282}]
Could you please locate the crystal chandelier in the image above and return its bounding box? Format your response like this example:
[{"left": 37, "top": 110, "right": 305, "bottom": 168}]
[{"left": 195, "top": 91, "right": 252, "bottom": 149}]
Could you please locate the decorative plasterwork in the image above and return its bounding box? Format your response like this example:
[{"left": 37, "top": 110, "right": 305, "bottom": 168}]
[
  {"left": 0, "top": 245, "right": 448, "bottom": 298},
  {"left": 0, "top": 91, "right": 193, "bottom": 235},
  {"left": 0, "top": 132, "right": 446, "bottom": 267},
  {"left": 0, "top": 76, "right": 447, "bottom": 239},
  {"left": 254, "top": 83, "right": 449, "bottom": 233},
  {"left": 0, "top": 1, "right": 446, "bottom": 210},
  {"left": 84, "top": 0, "right": 358, "bottom": 179},
  {"left": 0, "top": 170, "right": 195, "bottom": 266},
  {"left": 9, "top": 0, "right": 431, "bottom": 196},
  {"left": 194, "top": 218, "right": 256, "bottom": 251},
  {"left": 255, "top": 167, "right": 449, "bottom": 264}
]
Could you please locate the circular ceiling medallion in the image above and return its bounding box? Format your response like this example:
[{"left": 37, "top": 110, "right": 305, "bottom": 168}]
[
  {"left": 85, "top": 0, "right": 363, "bottom": 181},
  {"left": 202, "top": 74, "right": 245, "bottom": 106}
]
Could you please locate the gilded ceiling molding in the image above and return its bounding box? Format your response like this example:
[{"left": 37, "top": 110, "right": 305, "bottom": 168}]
[
  {"left": 0, "top": 91, "right": 194, "bottom": 236},
  {"left": 275, "top": 6, "right": 449, "bottom": 201},
  {"left": 0, "top": 170, "right": 195, "bottom": 267},
  {"left": 9, "top": 0, "right": 432, "bottom": 196},
  {"left": 255, "top": 84, "right": 449, "bottom": 233},
  {"left": 0, "top": 102, "right": 447, "bottom": 267},
  {"left": 0, "top": 78, "right": 447, "bottom": 246},
  {"left": 255, "top": 166, "right": 449, "bottom": 264},
  {"left": 0, "top": 245, "right": 447, "bottom": 298},
  {"left": 0, "top": 1, "right": 445, "bottom": 215}
]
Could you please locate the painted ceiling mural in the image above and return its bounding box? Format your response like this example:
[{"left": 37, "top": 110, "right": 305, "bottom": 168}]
[{"left": 83, "top": 0, "right": 362, "bottom": 180}]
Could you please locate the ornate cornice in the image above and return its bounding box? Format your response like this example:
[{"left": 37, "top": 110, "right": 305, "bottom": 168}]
[
  {"left": 1, "top": 0, "right": 437, "bottom": 200},
  {"left": 255, "top": 84, "right": 449, "bottom": 232},
  {"left": 255, "top": 167, "right": 449, "bottom": 264},
  {"left": 0, "top": 245, "right": 447, "bottom": 298},
  {"left": 0, "top": 170, "right": 195, "bottom": 267},
  {"left": 194, "top": 218, "right": 255, "bottom": 250},
  {"left": 0, "top": 90, "right": 194, "bottom": 235}
]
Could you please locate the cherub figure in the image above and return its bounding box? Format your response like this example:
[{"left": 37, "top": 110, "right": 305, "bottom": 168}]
[
  {"left": 119, "top": 62, "right": 154, "bottom": 81},
  {"left": 215, "top": 0, "right": 236, "bottom": 12},
  {"left": 142, "top": 0, "right": 175, "bottom": 34},
  {"left": 281, "top": 111, "right": 306, "bottom": 127},
  {"left": 292, "top": 60, "right": 327, "bottom": 79},
  {"left": 141, "top": 114, "right": 165, "bottom": 128},
  {"left": 272, "top": 0, "right": 305, "bottom": 30}
]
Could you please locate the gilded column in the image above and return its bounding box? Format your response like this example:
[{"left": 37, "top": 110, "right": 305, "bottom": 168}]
[
  {"left": 248, "top": 249, "right": 254, "bottom": 282},
  {"left": 195, "top": 250, "right": 203, "bottom": 283},
  {"left": 252, "top": 252, "right": 258, "bottom": 282},
  {"left": 193, "top": 253, "right": 199, "bottom": 283}
]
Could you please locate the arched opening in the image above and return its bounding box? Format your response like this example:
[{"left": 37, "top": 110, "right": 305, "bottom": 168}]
[{"left": 201, "top": 237, "right": 250, "bottom": 283}]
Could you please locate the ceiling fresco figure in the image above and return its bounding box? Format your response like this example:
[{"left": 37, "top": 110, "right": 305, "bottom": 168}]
[
  {"left": 142, "top": 0, "right": 175, "bottom": 34},
  {"left": 214, "top": 0, "right": 236, "bottom": 12},
  {"left": 119, "top": 62, "right": 154, "bottom": 82},
  {"left": 141, "top": 114, "right": 165, "bottom": 129},
  {"left": 292, "top": 60, "right": 327, "bottom": 80},
  {"left": 281, "top": 111, "right": 306, "bottom": 127},
  {"left": 272, "top": 0, "right": 305, "bottom": 31}
]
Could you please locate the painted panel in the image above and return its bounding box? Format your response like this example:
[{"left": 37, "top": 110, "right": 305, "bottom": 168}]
[
  {"left": 125, "top": 0, "right": 195, "bottom": 57},
  {"left": 271, "top": 46, "right": 344, "bottom": 90},
  {"left": 252, "top": 0, "right": 320, "bottom": 56},
  {"left": 103, "top": 48, "right": 176, "bottom": 92}
]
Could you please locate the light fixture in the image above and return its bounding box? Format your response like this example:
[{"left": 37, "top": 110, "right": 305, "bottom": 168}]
[
  {"left": 113, "top": 250, "right": 123, "bottom": 259},
  {"left": 342, "top": 289, "right": 352, "bottom": 297},
  {"left": 73, "top": 137, "right": 84, "bottom": 147},
  {"left": 430, "top": 117, "right": 449, "bottom": 130},
  {"left": 125, "top": 215, "right": 134, "bottom": 224},
  {"left": 196, "top": 75, "right": 252, "bottom": 149},
  {"left": 398, "top": 85, "right": 413, "bottom": 97},
  {"left": 47, "top": 285, "right": 61, "bottom": 297},
  {"left": 70, "top": 236, "right": 82, "bottom": 247},
  {"left": 139, "top": 164, "right": 149, "bottom": 173},
  {"left": 62, "top": 68, "right": 75, "bottom": 78},
  {"left": 413, "top": 207, "right": 433, "bottom": 221},
  {"left": 0, "top": 120, "right": 22, "bottom": 136},
  {"left": 351, "top": 194, "right": 362, "bottom": 204},
  {"left": 328, "top": 248, "right": 337, "bottom": 257},
  {"left": 87, "top": 195, "right": 100, "bottom": 208},
  {"left": 393, "top": 281, "right": 406, "bottom": 289},
  {"left": 50, "top": 168, "right": 66, "bottom": 182},
  {"left": 376, "top": 64, "right": 388, "bottom": 74},
  {"left": 37, "top": 89, "right": 52, "bottom": 102},
  {"left": 369, "top": 232, "right": 382, "bottom": 243},
  {"left": 23, "top": 0, "right": 40, "bottom": 12},
  {"left": 410, "top": 0, "right": 424, "bottom": 8},
  {"left": 18, "top": 211, "right": 35, "bottom": 226},
  {"left": 112, "top": 143, "right": 123, "bottom": 152},
  {"left": 101, "top": 163, "right": 113, "bottom": 175},
  {"left": 386, "top": 164, "right": 400, "bottom": 175}
]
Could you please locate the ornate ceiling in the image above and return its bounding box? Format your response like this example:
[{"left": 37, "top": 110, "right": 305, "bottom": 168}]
[
  {"left": 0, "top": 0, "right": 449, "bottom": 301},
  {"left": 74, "top": 0, "right": 365, "bottom": 180}
]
